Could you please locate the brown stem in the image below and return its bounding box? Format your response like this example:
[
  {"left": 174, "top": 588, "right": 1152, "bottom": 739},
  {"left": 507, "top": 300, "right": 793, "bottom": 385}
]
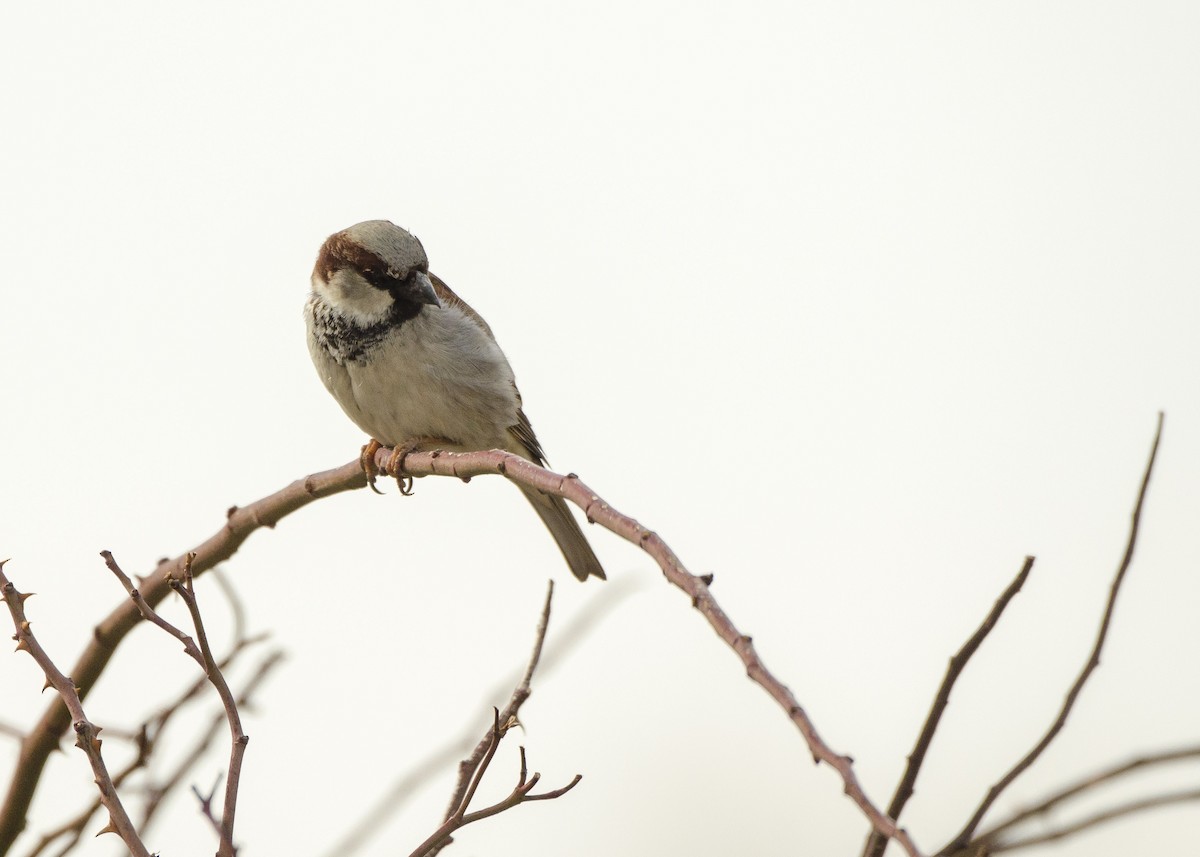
[
  {"left": 408, "top": 710, "right": 581, "bottom": 857},
  {"left": 938, "top": 412, "right": 1164, "bottom": 856},
  {"left": 0, "top": 563, "right": 151, "bottom": 857},
  {"left": 443, "top": 580, "right": 554, "bottom": 822},
  {"left": 172, "top": 556, "right": 248, "bottom": 857},
  {"left": 976, "top": 743, "right": 1200, "bottom": 845},
  {"left": 993, "top": 788, "right": 1200, "bottom": 852},
  {"left": 0, "top": 461, "right": 363, "bottom": 854},
  {"left": 862, "top": 557, "right": 1034, "bottom": 857},
  {"left": 373, "top": 446, "right": 925, "bottom": 857}
]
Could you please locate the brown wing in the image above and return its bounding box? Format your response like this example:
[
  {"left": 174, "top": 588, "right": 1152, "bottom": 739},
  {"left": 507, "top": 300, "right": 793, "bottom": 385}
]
[
  {"left": 508, "top": 405, "right": 548, "bottom": 465},
  {"left": 430, "top": 272, "right": 496, "bottom": 339},
  {"left": 429, "top": 272, "right": 601, "bottom": 580}
]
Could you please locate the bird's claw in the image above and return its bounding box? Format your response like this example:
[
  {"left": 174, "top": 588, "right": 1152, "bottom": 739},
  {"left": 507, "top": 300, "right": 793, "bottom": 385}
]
[
  {"left": 387, "top": 442, "right": 420, "bottom": 496},
  {"left": 384, "top": 436, "right": 454, "bottom": 496},
  {"left": 361, "top": 439, "right": 385, "bottom": 494}
]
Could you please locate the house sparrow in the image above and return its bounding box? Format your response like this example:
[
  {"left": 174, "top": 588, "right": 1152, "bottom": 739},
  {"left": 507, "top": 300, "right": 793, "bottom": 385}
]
[{"left": 304, "top": 219, "right": 605, "bottom": 582}]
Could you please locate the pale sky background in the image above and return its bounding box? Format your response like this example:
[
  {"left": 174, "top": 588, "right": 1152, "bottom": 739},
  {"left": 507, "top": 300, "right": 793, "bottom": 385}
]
[{"left": 2, "top": 3, "right": 1198, "bottom": 856}]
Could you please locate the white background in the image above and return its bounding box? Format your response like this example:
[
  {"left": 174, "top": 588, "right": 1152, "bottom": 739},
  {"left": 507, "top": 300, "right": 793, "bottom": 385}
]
[{"left": 2, "top": 3, "right": 1198, "bottom": 856}]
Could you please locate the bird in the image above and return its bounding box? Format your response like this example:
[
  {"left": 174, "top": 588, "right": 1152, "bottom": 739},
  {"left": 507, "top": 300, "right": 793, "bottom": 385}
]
[{"left": 304, "top": 219, "right": 605, "bottom": 581}]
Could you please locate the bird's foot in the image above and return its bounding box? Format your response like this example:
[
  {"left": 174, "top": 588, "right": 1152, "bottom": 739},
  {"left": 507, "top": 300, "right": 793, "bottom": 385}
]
[
  {"left": 386, "top": 437, "right": 454, "bottom": 496},
  {"left": 361, "top": 439, "right": 385, "bottom": 494}
]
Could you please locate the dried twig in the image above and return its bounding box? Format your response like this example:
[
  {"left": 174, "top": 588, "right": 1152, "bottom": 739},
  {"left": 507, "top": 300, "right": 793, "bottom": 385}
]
[
  {"left": 417, "top": 581, "right": 558, "bottom": 857},
  {"left": 103, "top": 550, "right": 248, "bottom": 856},
  {"left": 322, "top": 577, "right": 636, "bottom": 857},
  {"left": 370, "top": 446, "right": 927, "bottom": 857},
  {"left": 19, "top": 564, "right": 272, "bottom": 857},
  {"left": 408, "top": 710, "right": 581, "bottom": 857},
  {"left": 443, "top": 580, "right": 555, "bottom": 821},
  {"left": 993, "top": 787, "right": 1200, "bottom": 852},
  {"left": 19, "top": 649, "right": 281, "bottom": 857},
  {"left": 976, "top": 743, "right": 1200, "bottom": 846},
  {"left": 17, "top": 725, "right": 151, "bottom": 857},
  {"left": 2, "top": 445, "right": 919, "bottom": 854},
  {"left": 0, "top": 562, "right": 151, "bottom": 857},
  {"left": 139, "top": 650, "right": 283, "bottom": 836},
  {"left": 938, "top": 412, "right": 1164, "bottom": 856},
  {"left": 862, "top": 557, "right": 1034, "bottom": 857},
  {"left": 0, "top": 461, "right": 361, "bottom": 853}
]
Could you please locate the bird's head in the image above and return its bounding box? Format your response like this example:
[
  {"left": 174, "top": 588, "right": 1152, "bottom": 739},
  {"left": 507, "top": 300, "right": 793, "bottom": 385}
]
[{"left": 311, "top": 220, "right": 442, "bottom": 324}]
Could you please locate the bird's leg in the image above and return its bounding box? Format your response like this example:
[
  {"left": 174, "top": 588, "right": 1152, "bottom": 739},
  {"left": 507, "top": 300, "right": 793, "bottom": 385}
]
[
  {"left": 386, "top": 436, "right": 455, "bottom": 496},
  {"left": 361, "top": 439, "right": 385, "bottom": 494}
]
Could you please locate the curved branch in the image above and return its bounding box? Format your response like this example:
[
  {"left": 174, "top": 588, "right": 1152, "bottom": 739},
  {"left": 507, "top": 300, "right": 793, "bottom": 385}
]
[
  {"left": 0, "top": 461, "right": 365, "bottom": 854},
  {"left": 442, "top": 580, "right": 555, "bottom": 824},
  {"left": 372, "top": 446, "right": 925, "bottom": 857},
  {"left": 408, "top": 709, "right": 581, "bottom": 857},
  {"left": 321, "top": 577, "right": 638, "bottom": 857},
  {"left": 862, "top": 556, "right": 1034, "bottom": 857},
  {"left": 0, "top": 564, "right": 150, "bottom": 857},
  {"left": 994, "top": 788, "right": 1200, "bottom": 852},
  {"left": 938, "top": 412, "right": 1164, "bottom": 856},
  {"left": 977, "top": 743, "right": 1200, "bottom": 845},
  {"left": 2, "top": 441, "right": 926, "bottom": 856}
]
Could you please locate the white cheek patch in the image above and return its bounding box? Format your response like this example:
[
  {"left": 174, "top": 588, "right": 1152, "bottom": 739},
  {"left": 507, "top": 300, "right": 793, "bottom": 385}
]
[{"left": 316, "top": 270, "right": 395, "bottom": 324}]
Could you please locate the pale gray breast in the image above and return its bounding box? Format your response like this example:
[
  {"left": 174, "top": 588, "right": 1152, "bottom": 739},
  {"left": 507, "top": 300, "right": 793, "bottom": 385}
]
[{"left": 306, "top": 297, "right": 520, "bottom": 450}]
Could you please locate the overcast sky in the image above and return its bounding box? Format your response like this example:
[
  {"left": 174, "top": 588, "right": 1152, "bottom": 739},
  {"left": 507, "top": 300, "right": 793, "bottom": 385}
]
[{"left": 2, "top": 3, "right": 1199, "bottom": 856}]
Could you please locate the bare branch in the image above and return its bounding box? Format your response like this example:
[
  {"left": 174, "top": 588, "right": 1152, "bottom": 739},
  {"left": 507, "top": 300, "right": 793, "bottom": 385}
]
[
  {"left": 139, "top": 651, "right": 283, "bottom": 837},
  {"left": 993, "top": 788, "right": 1200, "bottom": 852},
  {"left": 322, "top": 577, "right": 637, "bottom": 857},
  {"left": 102, "top": 549, "right": 250, "bottom": 855},
  {"left": 862, "top": 557, "right": 1034, "bottom": 857},
  {"left": 977, "top": 743, "right": 1200, "bottom": 845},
  {"left": 938, "top": 412, "right": 1165, "bottom": 856},
  {"left": 102, "top": 550, "right": 206, "bottom": 670},
  {"left": 408, "top": 710, "right": 581, "bottom": 857},
  {"left": 18, "top": 633, "right": 277, "bottom": 857},
  {"left": 423, "top": 581, "right": 557, "bottom": 857},
  {"left": 443, "top": 580, "right": 554, "bottom": 821},
  {"left": 0, "top": 562, "right": 151, "bottom": 857},
  {"left": 172, "top": 555, "right": 249, "bottom": 857},
  {"left": 370, "top": 446, "right": 926, "bottom": 857},
  {"left": 17, "top": 725, "right": 151, "bottom": 857},
  {"left": 191, "top": 774, "right": 230, "bottom": 849},
  {"left": 0, "top": 460, "right": 363, "bottom": 853}
]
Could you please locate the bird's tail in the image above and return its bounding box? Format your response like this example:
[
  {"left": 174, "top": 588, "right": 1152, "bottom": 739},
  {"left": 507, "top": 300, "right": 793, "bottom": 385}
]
[{"left": 519, "top": 485, "right": 606, "bottom": 581}]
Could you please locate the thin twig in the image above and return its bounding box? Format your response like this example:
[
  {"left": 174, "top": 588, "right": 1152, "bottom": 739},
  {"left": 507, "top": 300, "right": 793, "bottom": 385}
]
[
  {"left": 0, "top": 563, "right": 151, "bottom": 857},
  {"left": 992, "top": 788, "right": 1200, "bottom": 852},
  {"left": 14, "top": 560, "right": 267, "bottom": 857},
  {"left": 102, "top": 550, "right": 206, "bottom": 670},
  {"left": 423, "top": 581, "right": 558, "bottom": 857},
  {"left": 0, "top": 460, "right": 364, "bottom": 853},
  {"left": 976, "top": 743, "right": 1200, "bottom": 844},
  {"left": 103, "top": 549, "right": 249, "bottom": 856},
  {"left": 19, "top": 635, "right": 276, "bottom": 857},
  {"left": 938, "top": 412, "right": 1165, "bottom": 856},
  {"left": 17, "top": 725, "right": 151, "bottom": 857},
  {"left": 407, "top": 710, "right": 581, "bottom": 857},
  {"left": 173, "top": 555, "right": 248, "bottom": 857},
  {"left": 862, "top": 557, "right": 1034, "bottom": 857},
  {"left": 322, "top": 578, "right": 637, "bottom": 857},
  {"left": 443, "top": 580, "right": 555, "bottom": 821},
  {"left": 371, "top": 445, "right": 927, "bottom": 857},
  {"left": 191, "top": 774, "right": 228, "bottom": 846},
  {"left": 139, "top": 651, "right": 283, "bottom": 836}
]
